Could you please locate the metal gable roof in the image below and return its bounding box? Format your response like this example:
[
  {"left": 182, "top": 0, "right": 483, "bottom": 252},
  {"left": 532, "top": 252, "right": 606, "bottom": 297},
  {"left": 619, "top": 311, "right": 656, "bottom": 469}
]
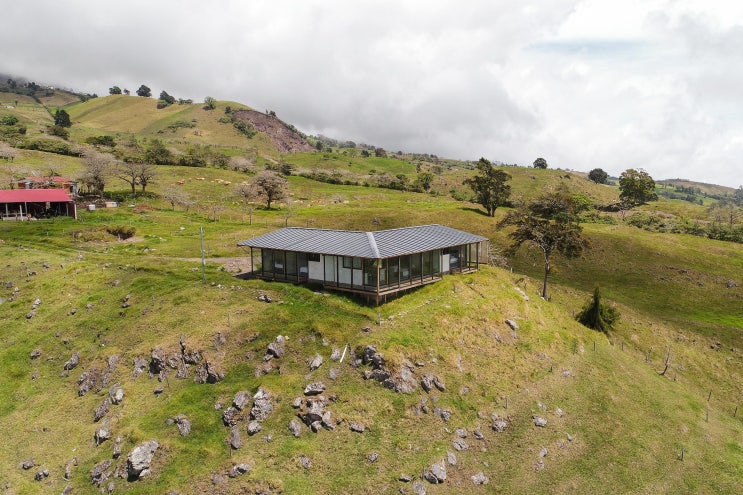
[
  {"left": 0, "top": 189, "right": 74, "bottom": 203},
  {"left": 238, "top": 224, "right": 487, "bottom": 259}
]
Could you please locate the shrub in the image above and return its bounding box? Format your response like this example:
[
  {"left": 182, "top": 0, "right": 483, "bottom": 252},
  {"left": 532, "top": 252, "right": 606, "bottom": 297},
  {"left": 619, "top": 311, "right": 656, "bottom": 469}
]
[
  {"left": 233, "top": 120, "right": 256, "bottom": 138},
  {"left": 576, "top": 287, "right": 619, "bottom": 333},
  {"left": 86, "top": 135, "right": 116, "bottom": 147},
  {"left": 18, "top": 138, "right": 80, "bottom": 156},
  {"left": 106, "top": 225, "right": 136, "bottom": 240},
  {"left": 0, "top": 115, "right": 19, "bottom": 125},
  {"left": 47, "top": 125, "right": 69, "bottom": 139},
  {"left": 166, "top": 120, "right": 196, "bottom": 131}
]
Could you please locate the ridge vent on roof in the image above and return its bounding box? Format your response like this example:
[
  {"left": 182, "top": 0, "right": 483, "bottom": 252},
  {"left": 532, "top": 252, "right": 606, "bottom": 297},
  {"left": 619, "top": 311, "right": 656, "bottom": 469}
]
[{"left": 366, "top": 232, "right": 380, "bottom": 258}]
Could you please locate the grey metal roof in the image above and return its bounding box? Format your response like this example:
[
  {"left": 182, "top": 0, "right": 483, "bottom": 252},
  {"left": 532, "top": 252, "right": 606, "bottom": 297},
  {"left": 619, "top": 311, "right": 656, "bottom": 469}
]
[{"left": 237, "top": 224, "right": 487, "bottom": 259}]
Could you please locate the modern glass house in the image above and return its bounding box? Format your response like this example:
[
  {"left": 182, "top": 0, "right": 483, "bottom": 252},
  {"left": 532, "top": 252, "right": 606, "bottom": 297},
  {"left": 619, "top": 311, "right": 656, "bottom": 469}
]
[{"left": 237, "top": 224, "right": 488, "bottom": 303}]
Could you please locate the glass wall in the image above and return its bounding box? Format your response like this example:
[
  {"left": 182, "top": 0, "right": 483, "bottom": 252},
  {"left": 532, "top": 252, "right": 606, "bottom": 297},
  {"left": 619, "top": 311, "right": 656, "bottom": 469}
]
[{"left": 257, "top": 244, "right": 479, "bottom": 293}]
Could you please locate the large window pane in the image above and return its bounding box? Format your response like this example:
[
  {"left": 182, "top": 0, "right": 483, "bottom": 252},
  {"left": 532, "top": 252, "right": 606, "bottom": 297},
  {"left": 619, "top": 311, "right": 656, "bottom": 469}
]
[
  {"left": 286, "top": 252, "right": 297, "bottom": 276},
  {"left": 262, "top": 250, "right": 274, "bottom": 275},
  {"left": 411, "top": 253, "right": 422, "bottom": 278},
  {"left": 400, "top": 256, "right": 410, "bottom": 281},
  {"left": 388, "top": 258, "right": 399, "bottom": 284},
  {"left": 298, "top": 253, "right": 308, "bottom": 278},
  {"left": 422, "top": 251, "right": 432, "bottom": 277},
  {"left": 324, "top": 255, "right": 336, "bottom": 283},
  {"left": 364, "top": 259, "right": 377, "bottom": 286}
]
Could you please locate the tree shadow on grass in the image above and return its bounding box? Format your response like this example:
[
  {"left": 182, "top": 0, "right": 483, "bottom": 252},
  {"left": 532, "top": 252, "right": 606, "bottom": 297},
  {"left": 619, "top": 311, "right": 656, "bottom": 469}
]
[{"left": 459, "top": 207, "right": 489, "bottom": 217}]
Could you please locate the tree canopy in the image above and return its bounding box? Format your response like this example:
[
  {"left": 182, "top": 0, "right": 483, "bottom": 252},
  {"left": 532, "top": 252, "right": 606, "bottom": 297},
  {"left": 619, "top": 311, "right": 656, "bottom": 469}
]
[
  {"left": 144, "top": 139, "right": 173, "bottom": 165},
  {"left": 498, "top": 187, "right": 588, "bottom": 299},
  {"left": 253, "top": 170, "right": 288, "bottom": 209},
  {"left": 79, "top": 150, "right": 113, "bottom": 197},
  {"left": 109, "top": 86, "right": 122, "bottom": 95},
  {"left": 463, "top": 158, "right": 512, "bottom": 217},
  {"left": 53, "top": 109, "right": 71, "bottom": 128},
  {"left": 618, "top": 168, "right": 658, "bottom": 206},
  {"left": 203, "top": 96, "right": 217, "bottom": 110},
  {"left": 159, "top": 91, "right": 175, "bottom": 105},
  {"left": 136, "top": 85, "right": 152, "bottom": 97},
  {"left": 588, "top": 168, "right": 608, "bottom": 184},
  {"left": 533, "top": 157, "right": 548, "bottom": 169}
]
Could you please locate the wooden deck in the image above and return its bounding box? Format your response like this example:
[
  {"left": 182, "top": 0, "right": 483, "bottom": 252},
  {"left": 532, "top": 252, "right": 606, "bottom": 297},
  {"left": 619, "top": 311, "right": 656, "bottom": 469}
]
[{"left": 248, "top": 266, "right": 478, "bottom": 304}]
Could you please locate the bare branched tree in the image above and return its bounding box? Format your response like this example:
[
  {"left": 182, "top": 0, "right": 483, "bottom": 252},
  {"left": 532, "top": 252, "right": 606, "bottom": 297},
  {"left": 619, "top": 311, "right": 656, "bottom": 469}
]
[
  {"left": 0, "top": 142, "right": 18, "bottom": 162},
  {"left": 234, "top": 181, "right": 258, "bottom": 224},
  {"left": 162, "top": 186, "right": 192, "bottom": 211},
  {"left": 253, "top": 170, "right": 288, "bottom": 209},
  {"left": 80, "top": 150, "right": 114, "bottom": 197}
]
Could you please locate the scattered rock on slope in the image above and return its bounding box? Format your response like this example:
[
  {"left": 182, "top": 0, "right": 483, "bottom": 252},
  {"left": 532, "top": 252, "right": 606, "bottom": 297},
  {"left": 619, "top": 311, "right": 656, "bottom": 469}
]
[{"left": 126, "top": 440, "right": 159, "bottom": 480}]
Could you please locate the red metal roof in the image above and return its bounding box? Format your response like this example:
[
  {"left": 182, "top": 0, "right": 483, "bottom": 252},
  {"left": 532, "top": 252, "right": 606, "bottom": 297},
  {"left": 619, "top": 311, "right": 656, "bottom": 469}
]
[{"left": 0, "top": 189, "right": 74, "bottom": 203}]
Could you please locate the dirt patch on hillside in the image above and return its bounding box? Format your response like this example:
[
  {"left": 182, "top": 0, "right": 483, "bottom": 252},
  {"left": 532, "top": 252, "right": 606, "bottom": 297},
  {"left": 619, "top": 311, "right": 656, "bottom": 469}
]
[
  {"left": 179, "top": 256, "right": 255, "bottom": 275},
  {"left": 231, "top": 109, "right": 313, "bottom": 153}
]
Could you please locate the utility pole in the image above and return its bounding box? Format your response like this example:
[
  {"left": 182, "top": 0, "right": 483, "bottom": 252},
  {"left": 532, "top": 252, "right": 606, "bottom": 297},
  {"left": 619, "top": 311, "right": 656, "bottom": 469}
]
[{"left": 200, "top": 226, "right": 206, "bottom": 283}]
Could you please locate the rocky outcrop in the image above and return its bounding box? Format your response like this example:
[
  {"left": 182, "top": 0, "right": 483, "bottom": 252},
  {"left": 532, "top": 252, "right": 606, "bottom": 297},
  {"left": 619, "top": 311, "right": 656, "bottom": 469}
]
[
  {"left": 423, "top": 460, "right": 447, "bottom": 484},
  {"left": 250, "top": 388, "right": 273, "bottom": 421},
  {"left": 63, "top": 352, "right": 80, "bottom": 371},
  {"left": 126, "top": 440, "right": 159, "bottom": 480},
  {"left": 359, "top": 345, "right": 418, "bottom": 393},
  {"left": 229, "top": 426, "right": 241, "bottom": 450},
  {"left": 266, "top": 335, "right": 285, "bottom": 359},
  {"left": 231, "top": 109, "right": 314, "bottom": 153},
  {"left": 194, "top": 360, "right": 224, "bottom": 384}
]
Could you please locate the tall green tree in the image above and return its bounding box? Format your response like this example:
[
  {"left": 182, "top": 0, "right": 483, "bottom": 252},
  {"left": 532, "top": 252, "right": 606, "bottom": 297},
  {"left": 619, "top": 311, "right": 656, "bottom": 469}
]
[
  {"left": 498, "top": 188, "right": 588, "bottom": 299},
  {"left": 618, "top": 168, "right": 658, "bottom": 206},
  {"left": 588, "top": 168, "right": 608, "bottom": 184},
  {"left": 463, "top": 158, "right": 512, "bottom": 217},
  {"left": 533, "top": 157, "right": 548, "bottom": 169},
  {"left": 53, "top": 109, "right": 71, "bottom": 127},
  {"left": 136, "top": 85, "right": 151, "bottom": 97},
  {"left": 415, "top": 171, "right": 435, "bottom": 192},
  {"left": 109, "top": 86, "right": 122, "bottom": 95},
  {"left": 734, "top": 185, "right": 743, "bottom": 206},
  {"left": 203, "top": 96, "right": 217, "bottom": 110},
  {"left": 144, "top": 139, "right": 173, "bottom": 165},
  {"left": 159, "top": 91, "right": 175, "bottom": 105}
]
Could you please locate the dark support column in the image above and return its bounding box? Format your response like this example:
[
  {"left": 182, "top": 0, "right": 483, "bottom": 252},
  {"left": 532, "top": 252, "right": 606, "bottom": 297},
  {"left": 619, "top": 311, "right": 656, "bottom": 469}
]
[{"left": 376, "top": 260, "right": 380, "bottom": 295}]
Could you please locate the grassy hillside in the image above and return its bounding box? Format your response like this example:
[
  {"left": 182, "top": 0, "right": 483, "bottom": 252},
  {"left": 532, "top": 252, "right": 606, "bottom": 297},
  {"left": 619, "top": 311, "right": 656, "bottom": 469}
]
[
  {"left": 0, "top": 86, "right": 742, "bottom": 494},
  {"left": 64, "top": 95, "right": 289, "bottom": 160},
  {"left": 0, "top": 184, "right": 742, "bottom": 494}
]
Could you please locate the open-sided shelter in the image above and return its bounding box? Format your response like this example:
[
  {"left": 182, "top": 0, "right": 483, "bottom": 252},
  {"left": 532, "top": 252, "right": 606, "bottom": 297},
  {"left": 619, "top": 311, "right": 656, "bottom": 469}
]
[
  {"left": 0, "top": 189, "right": 77, "bottom": 220},
  {"left": 238, "top": 224, "right": 488, "bottom": 303}
]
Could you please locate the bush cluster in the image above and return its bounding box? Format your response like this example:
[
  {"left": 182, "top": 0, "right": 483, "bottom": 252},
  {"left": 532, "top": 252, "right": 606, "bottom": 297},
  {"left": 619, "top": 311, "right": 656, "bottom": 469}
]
[
  {"left": 18, "top": 138, "right": 81, "bottom": 156},
  {"left": 106, "top": 225, "right": 136, "bottom": 240}
]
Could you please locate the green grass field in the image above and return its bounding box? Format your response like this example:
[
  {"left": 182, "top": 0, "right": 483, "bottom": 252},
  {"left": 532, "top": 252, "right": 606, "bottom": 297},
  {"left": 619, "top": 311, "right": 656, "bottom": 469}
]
[{"left": 0, "top": 93, "right": 741, "bottom": 494}]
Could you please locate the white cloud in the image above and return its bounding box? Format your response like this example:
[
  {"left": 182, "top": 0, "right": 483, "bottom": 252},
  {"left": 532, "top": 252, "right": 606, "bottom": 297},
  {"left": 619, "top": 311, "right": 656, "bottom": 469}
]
[{"left": 1, "top": 0, "right": 741, "bottom": 186}]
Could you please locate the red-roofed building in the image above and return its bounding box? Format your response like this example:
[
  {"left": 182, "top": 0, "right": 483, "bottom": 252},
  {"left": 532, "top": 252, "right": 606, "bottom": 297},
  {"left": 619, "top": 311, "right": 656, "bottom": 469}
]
[
  {"left": 18, "top": 176, "right": 78, "bottom": 195},
  {"left": 0, "top": 189, "right": 77, "bottom": 220}
]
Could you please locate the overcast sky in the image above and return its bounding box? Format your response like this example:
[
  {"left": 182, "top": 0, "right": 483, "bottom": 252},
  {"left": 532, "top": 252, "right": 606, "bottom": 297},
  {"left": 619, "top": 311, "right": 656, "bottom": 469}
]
[{"left": 3, "top": 1, "right": 742, "bottom": 187}]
